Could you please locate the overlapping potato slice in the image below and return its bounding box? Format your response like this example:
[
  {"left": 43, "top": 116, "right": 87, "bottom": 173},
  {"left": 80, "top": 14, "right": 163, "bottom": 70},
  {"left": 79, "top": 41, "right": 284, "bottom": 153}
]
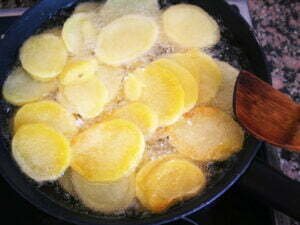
[
  {"left": 59, "top": 58, "right": 98, "bottom": 85},
  {"left": 211, "top": 61, "right": 239, "bottom": 114},
  {"left": 62, "top": 12, "right": 98, "bottom": 55},
  {"left": 2, "top": 67, "right": 57, "bottom": 106},
  {"left": 162, "top": 4, "right": 220, "bottom": 48},
  {"left": 124, "top": 68, "right": 184, "bottom": 127},
  {"left": 107, "top": 102, "right": 158, "bottom": 136},
  {"left": 58, "top": 169, "right": 76, "bottom": 196},
  {"left": 57, "top": 76, "right": 108, "bottom": 119},
  {"left": 136, "top": 155, "right": 206, "bottom": 213},
  {"left": 71, "top": 119, "right": 145, "bottom": 182},
  {"left": 166, "top": 106, "right": 244, "bottom": 162},
  {"left": 169, "top": 50, "right": 222, "bottom": 104},
  {"left": 147, "top": 58, "right": 198, "bottom": 112},
  {"left": 14, "top": 100, "right": 78, "bottom": 138},
  {"left": 20, "top": 33, "right": 67, "bottom": 81},
  {"left": 72, "top": 171, "right": 135, "bottom": 214},
  {"left": 74, "top": 1, "right": 102, "bottom": 14},
  {"left": 12, "top": 123, "right": 71, "bottom": 182},
  {"left": 95, "top": 14, "right": 159, "bottom": 65}
]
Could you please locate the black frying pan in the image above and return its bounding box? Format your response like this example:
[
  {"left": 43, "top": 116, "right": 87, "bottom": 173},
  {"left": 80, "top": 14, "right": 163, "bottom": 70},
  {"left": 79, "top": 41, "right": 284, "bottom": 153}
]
[{"left": 0, "top": 0, "right": 299, "bottom": 224}]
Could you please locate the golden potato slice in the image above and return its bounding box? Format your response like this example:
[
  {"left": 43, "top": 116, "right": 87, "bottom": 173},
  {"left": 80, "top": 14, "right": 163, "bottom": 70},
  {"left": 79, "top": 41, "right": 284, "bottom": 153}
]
[
  {"left": 95, "top": 14, "right": 159, "bottom": 65},
  {"left": 12, "top": 123, "right": 71, "bottom": 182},
  {"left": 136, "top": 155, "right": 206, "bottom": 213},
  {"left": 57, "top": 76, "right": 108, "bottom": 119},
  {"left": 59, "top": 58, "right": 98, "bottom": 85},
  {"left": 162, "top": 4, "right": 220, "bottom": 48},
  {"left": 74, "top": 1, "right": 102, "bottom": 13},
  {"left": 211, "top": 61, "right": 239, "bottom": 114},
  {"left": 169, "top": 50, "right": 222, "bottom": 104},
  {"left": 71, "top": 119, "right": 145, "bottom": 182},
  {"left": 62, "top": 12, "right": 98, "bottom": 55},
  {"left": 20, "top": 33, "right": 67, "bottom": 81},
  {"left": 147, "top": 58, "right": 198, "bottom": 112},
  {"left": 107, "top": 102, "right": 158, "bottom": 136},
  {"left": 72, "top": 171, "right": 135, "bottom": 214},
  {"left": 166, "top": 107, "right": 244, "bottom": 162},
  {"left": 58, "top": 169, "right": 76, "bottom": 196},
  {"left": 2, "top": 67, "right": 57, "bottom": 106},
  {"left": 14, "top": 100, "right": 78, "bottom": 138}
]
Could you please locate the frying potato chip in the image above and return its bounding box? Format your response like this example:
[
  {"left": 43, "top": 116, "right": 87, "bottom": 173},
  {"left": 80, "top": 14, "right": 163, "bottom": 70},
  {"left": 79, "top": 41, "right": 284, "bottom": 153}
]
[
  {"left": 211, "top": 61, "right": 239, "bottom": 114},
  {"left": 12, "top": 123, "right": 71, "bottom": 182},
  {"left": 95, "top": 14, "right": 159, "bottom": 65},
  {"left": 169, "top": 50, "right": 222, "bottom": 104},
  {"left": 166, "top": 106, "right": 244, "bottom": 161},
  {"left": 72, "top": 171, "right": 135, "bottom": 214},
  {"left": 58, "top": 169, "right": 76, "bottom": 196},
  {"left": 74, "top": 1, "right": 102, "bottom": 14},
  {"left": 136, "top": 155, "right": 206, "bottom": 213},
  {"left": 71, "top": 119, "right": 145, "bottom": 182},
  {"left": 20, "top": 33, "right": 67, "bottom": 81},
  {"left": 57, "top": 76, "right": 108, "bottom": 119},
  {"left": 14, "top": 100, "right": 78, "bottom": 138},
  {"left": 162, "top": 4, "right": 220, "bottom": 48},
  {"left": 2, "top": 67, "right": 57, "bottom": 106}
]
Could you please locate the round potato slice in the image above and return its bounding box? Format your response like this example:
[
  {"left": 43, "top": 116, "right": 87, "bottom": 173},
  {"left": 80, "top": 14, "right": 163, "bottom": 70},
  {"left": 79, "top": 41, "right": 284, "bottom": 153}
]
[
  {"left": 71, "top": 119, "right": 145, "bottom": 182},
  {"left": 147, "top": 58, "right": 198, "bottom": 112},
  {"left": 95, "top": 14, "right": 159, "bottom": 65},
  {"left": 162, "top": 4, "right": 220, "bottom": 48},
  {"left": 211, "top": 61, "right": 239, "bottom": 115},
  {"left": 12, "top": 123, "right": 71, "bottom": 182},
  {"left": 2, "top": 67, "right": 57, "bottom": 106},
  {"left": 136, "top": 155, "right": 206, "bottom": 213},
  {"left": 72, "top": 171, "right": 135, "bottom": 214},
  {"left": 20, "top": 33, "right": 67, "bottom": 81},
  {"left": 58, "top": 169, "right": 76, "bottom": 196},
  {"left": 59, "top": 58, "right": 98, "bottom": 85},
  {"left": 166, "top": 106, "right": 244, "bottom": 162},
  {"left": 57, "top": 76, "right": 108, "bottom": 119},
  {"left": 14, "top": 100, "right": 78, "bottom": 138},
  {"left": 169, "top": 50, "right": 222, "bottom": 104},
  {"left": 74, "top": 1, "right": 102, "bottom": 14}
]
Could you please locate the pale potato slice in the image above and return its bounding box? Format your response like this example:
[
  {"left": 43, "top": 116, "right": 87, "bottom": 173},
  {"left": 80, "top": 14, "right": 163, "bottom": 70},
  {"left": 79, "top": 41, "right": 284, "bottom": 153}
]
[
  {"left": 62, "top": 12, "right": 98, "bottom": 55},
  {"left": 14, "top": 100, "right": 78, "bottom": 138},
  {"left": 136, "top": 155, "right": 206, "bottom": 213},
  {"left": 74, "top": 1, "right": 102, "bottom": 13},
  {"left": 2, "top": 67, "right": 57, "bottom": 106},
  {"left": 147, "top": 58, "right": 198, "bottom": 112},
  {"left": 72, "top": 171, "right": 135, "bottom": 214},
  {"left": 107, "top": 102, "right": 158, "bottom": 136},
  {"left": 95, "top": 14, "right": 159, "bottom": 65},
  {"left": 59, "top": 58, "right": 98, "bottom": 85},
  {"left": 12, "top": 123, "right": 71, "bottom": 182},
  {"left": 71, "top": 119, "right": 145, "bottom": 182},
  {"left": 166, "top": 106, "right": 244, "bottom": 162},
  {"left": 57, "top": 76, "right": 108, "bottom": 119},
  {"left": 211, "top": 61, "right": 239, "bottom": 114},
  {"left": 20, "top": 33, "right": 67, "bottom": 81},
  {"left": 169, "top": 50, "right": 222, "bottom": 104},
  {"left": 162, "top": 4, "right": 220, "bottom": 48},
  {"left": 58, "top": 169, "right": 76, "bottom": 196}
]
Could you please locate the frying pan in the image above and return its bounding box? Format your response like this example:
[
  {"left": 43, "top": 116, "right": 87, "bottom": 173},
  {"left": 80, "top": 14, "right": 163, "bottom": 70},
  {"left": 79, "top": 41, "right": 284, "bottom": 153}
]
[{"left": 0, "top": 0, "right": 299, "bottom": 224}]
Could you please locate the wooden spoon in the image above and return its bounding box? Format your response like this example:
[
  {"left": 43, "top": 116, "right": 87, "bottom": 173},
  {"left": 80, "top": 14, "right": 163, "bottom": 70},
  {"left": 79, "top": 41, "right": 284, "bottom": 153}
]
[{"left": 234, "top": 70, "right": 300, "bottom": 151}]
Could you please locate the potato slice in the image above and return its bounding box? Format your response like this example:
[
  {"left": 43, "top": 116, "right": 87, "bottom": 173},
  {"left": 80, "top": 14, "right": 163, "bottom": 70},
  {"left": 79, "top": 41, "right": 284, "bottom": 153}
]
[
  {"left": 162, "top": 4, "right": 220, "bottom": 48},
  {"left": 147, "top": 58, "right": 198, "bottom": 112},
  {"left": 58, "top": 169, "right": 76, "bottom": 196},
  {"left": 71, "top": 119, "right": 145, "bottom": 182},
  {"left": 12, "top": 123, "right": 71, "bottom": 182},
  {"left": 72, "top": 171, "right": 135, "bottom": 214},
  {"left": 59, "top": 58, "right": 98, "bottom": 85},
  {"left": 95, "top": 14, "right": 159, "bottom": 65},
  {"left": 136, "top": 155, "right": 206, "bottom": 213},
  {"left": 62, "top": 12, "right": 98, "bottom": 55},
  {"left": 166, "top": 107, "right": 244, "bottom": 162},
  {"left": 169, "top": 50, "right": 222, "bottom": 104},
  {"left": 124, "top": 73, "right": 143, "bottom": 101},
  {"left": 107, "top": 102, "right": 158, "bottom": 136},
  {"left": 14, "top": 100, "right": 78, "bottom": 138},
  {"left": 20, "top": 33, "right": 67, "bottom": 81},
  {"left": 57, "top": 76, "right": 108, "bottom": 119},
  {"left": 74, "top": 1, "right": 102, "bottom": 13},
  {"left": 2, "top": 67, "right": 57, "bottom": 106},
  {"left": 211, "top": 61, "right": 239, "bottom": 114}
]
